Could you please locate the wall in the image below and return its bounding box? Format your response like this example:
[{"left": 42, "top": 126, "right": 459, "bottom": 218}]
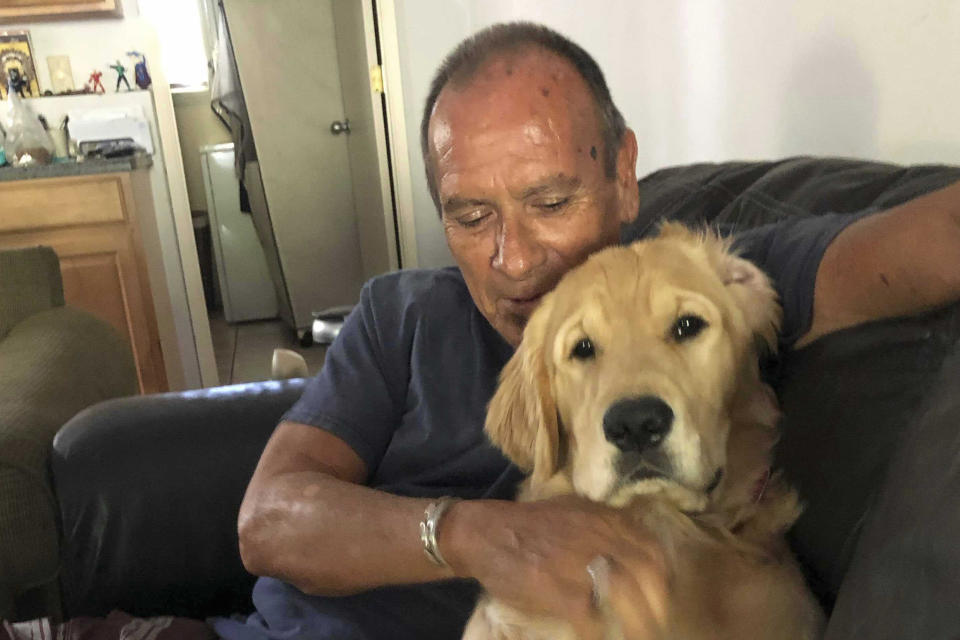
[
  {"left": 15, "top": 0, "right": 143, "bottom": 92},
  {"left": 392, "top": 0, "right": 960, "bottom": 268},
  {"left": 172, "top": 87, "right": 231, "bottom": 213}
]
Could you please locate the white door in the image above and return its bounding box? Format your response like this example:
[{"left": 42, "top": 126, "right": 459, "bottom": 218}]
[{"left": 223, "top": 0, "right": 397, "bottom": 334}]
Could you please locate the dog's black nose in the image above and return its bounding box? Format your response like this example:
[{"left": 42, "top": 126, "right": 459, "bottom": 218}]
[{"left": 603, "top": 396, "right": 673, "bottom": 452}]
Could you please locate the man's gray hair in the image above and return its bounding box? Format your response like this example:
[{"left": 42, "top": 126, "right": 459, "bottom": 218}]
[{"left": 420, "top": 22, "right": 627, "bottom": 212}]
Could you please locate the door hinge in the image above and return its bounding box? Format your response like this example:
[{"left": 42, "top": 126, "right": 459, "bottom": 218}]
[{"left": 370, "top": 64, "right": 384, "bottom": 94}]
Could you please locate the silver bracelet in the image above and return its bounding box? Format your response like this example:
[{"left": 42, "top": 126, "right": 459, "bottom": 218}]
[{"left": 419, "top": 496, "right": 461, "bottom": 568}]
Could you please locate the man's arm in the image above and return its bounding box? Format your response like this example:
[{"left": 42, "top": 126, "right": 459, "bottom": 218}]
[
  {"left": 238, "top": 420, "right": 452, "bottom": 593},
  {"left": 801, "top": 180, "right": 960, "bottom": 346},
  {"left": 238, "top": 421, "right": 668, "bottom": 639}
]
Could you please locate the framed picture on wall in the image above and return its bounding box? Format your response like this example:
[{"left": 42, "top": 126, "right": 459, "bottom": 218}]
[
  {"left": 0, "top": 30, "right": 40, "bottom": 98},
  {"left": 0, "top": 31, "right": 40, "bottom": 100}
]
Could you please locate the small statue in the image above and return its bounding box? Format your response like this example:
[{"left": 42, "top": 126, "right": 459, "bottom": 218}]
[
  {"left": 7, "top": 67, "right": 29, "bottom": 98},
  {"left": 87, "top": 69, "right": 106, "bottom": 94},
  {"left": 109, "top": 60, "right": 131, "bottom": 92},
  {"left": 127, "top": 51, "right": 152, "bottom": 90}
]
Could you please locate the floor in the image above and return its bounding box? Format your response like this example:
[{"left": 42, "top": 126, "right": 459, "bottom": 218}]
[{"left": 209, "top": 311, "right": 327, "bottom": 385}]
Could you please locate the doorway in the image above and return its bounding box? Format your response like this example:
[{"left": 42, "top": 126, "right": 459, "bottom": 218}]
[{"left": 159, "top": 0, "right": 402, "bottom": 385}]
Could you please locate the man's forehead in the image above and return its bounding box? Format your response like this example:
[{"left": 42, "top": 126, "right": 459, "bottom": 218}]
[{"left": 430, "top": 50, "right": 597, "bottom": 141}]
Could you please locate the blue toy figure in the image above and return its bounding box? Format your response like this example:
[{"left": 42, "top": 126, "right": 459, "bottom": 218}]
[{"left": 127, "top": 51, "right": 152, "bottom": 90}]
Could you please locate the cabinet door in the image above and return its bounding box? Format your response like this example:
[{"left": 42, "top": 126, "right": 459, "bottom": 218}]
[
  {"left": 54, "top": 223, "right": 167, "bottom": 394},
  {"left": 0, "top": 173, "right": 167, "bottom": 394}
]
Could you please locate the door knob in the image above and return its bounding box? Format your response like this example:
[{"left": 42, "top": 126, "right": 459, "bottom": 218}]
[{"left": 330, "top": 119, "right": 351, "bottom": 135}]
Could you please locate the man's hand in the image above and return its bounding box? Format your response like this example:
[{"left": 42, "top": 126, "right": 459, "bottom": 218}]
[{"left": 441, "top": 496, "right": 670, "bottom": 640}]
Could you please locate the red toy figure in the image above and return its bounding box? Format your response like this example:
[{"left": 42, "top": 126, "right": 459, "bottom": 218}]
[{"left": 87, "top": 70, "right": 105, "bottom": 94}]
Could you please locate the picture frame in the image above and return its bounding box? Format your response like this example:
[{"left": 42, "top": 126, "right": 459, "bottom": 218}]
[{"left": 0, "top": 30, "right": 40, "bottom": 98}]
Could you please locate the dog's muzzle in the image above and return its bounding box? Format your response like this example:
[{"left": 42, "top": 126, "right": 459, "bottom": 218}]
[{"left": 603, "top": 396, "right": 673, "bottom": 452}]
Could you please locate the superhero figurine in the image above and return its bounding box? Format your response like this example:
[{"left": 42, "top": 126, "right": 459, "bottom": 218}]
[
  {"left": 126, "top": 51, "right": 152, "bottom": 90},
  {"left": 109, "top": 60, "right": 131, "bottom": 92},
  {"left": 88, "top": 69, "right": 106, "bottom": 94}
]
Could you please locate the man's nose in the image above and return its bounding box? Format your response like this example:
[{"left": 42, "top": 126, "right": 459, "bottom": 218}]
[{"left": 492, "top": 216, "right": 547, "bottom": 279}]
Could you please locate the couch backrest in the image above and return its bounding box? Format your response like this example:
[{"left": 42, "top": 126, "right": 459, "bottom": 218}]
[{"left": 0, "top": 246, "right": 64, "bottom": 340}]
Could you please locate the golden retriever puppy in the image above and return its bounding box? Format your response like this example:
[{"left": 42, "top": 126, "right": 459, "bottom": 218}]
[{"left": 463, "top": 224, "right": 824, "bottom": 640}]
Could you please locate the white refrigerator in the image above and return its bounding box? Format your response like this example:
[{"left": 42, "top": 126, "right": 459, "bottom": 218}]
[{"left": 201, "top": 143, "right": 279, "bottom": 323}]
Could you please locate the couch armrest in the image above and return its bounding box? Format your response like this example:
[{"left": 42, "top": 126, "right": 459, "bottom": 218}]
[
  {"left": 775, "top": 300, "right": 960, "bottom": 606},
  {"left": 0, "top": 246, "right": 64, "bottom": 340},
  {"left": 0, "top": 306, "right": 137, "bottom": 620},
  {"left": 51, "top": 378, "right": 308, "bottom": 620},
  {"left": 823, "top": 339, "right": 960, "bottom": 639}
]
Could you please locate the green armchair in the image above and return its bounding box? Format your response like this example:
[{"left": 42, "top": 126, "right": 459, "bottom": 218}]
[{"left": 0, "top": 246, "right": 138, "bottom": 621}]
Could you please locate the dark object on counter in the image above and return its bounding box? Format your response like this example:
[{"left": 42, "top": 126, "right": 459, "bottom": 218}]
[{"left": 77, "top": 137, "right": 144, "bottom": 159}]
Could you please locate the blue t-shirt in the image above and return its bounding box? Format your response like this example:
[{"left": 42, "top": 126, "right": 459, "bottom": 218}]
[{"left": 212, "top": 211, "right": 864, "bottom": 640}]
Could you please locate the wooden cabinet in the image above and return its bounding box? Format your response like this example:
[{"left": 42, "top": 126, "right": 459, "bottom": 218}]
[
  {"left": 0, "top": 0, "right": 122, "bottom": 22},
  {"left": 0, "top": 171, "right": 167, "bottom": 394}
]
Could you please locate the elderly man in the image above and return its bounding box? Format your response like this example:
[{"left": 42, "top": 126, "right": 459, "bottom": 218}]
[{"left": 214, "top": 22, "right": 960, "bottom": 640}]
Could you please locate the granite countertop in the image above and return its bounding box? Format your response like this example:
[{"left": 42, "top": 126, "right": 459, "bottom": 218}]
[{"left": 0, "top": 154, "right": 153, "bottom": 182}]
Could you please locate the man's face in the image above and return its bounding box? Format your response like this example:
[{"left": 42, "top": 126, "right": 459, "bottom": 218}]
[{"left": 428, "top": 49, "right": 639, "bottom": 346}]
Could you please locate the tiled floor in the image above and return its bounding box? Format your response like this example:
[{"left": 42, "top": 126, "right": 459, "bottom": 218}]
[{"left": 209, "top": 312, "right": 327, "bottom": 385}]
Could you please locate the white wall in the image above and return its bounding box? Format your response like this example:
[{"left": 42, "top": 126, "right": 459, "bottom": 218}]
[
  {"left": 393, "top": 0, "right": 960, "bottom": 268},
  {"left": 19, "top": 0, "right": 143, "bottom": 93}
]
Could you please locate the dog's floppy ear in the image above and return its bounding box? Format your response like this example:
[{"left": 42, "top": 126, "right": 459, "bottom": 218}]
[
  {"left": 712, "top": 241, "right": 782, "bottom": 354},
  {"left": 659, "top": 222, "right": 782, "bottom": 353},
  {"left": 485, "top": 305, "right": 560, "bottom": 481}
]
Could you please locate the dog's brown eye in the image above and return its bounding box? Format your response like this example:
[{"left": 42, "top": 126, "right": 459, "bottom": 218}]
[
  {"left": 570, "top": 337, "right": 596, "bottom": 360},
  {"left": 674, "top": 315, "right": 707, "bottom": 341}
]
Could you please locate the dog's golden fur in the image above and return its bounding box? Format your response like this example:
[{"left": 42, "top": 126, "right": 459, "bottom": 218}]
[{"left": 463, "top": 224, "right": 823, "bottom": 640}]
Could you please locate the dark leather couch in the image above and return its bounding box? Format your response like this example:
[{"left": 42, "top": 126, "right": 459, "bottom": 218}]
[{"left": 47, "top": 157, "right": 960, "bottom": 638}]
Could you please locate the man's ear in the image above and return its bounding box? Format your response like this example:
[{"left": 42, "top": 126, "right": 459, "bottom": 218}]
[{"left": 484, "top": 308, "right": 560, "bottom": 481}]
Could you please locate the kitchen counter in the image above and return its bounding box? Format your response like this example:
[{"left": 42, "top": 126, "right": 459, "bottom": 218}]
[{"left": 0, "top": 155, "right": 152, "bottom": 182}]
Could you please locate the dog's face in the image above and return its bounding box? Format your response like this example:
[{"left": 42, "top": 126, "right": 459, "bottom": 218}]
[{"left": 486, "top": 224, "right": 781, "bottom": 507}]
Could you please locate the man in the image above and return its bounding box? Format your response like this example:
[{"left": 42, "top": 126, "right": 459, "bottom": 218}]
[{"left": 213, "top": 23, "right": 960, "bottom": 640}]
